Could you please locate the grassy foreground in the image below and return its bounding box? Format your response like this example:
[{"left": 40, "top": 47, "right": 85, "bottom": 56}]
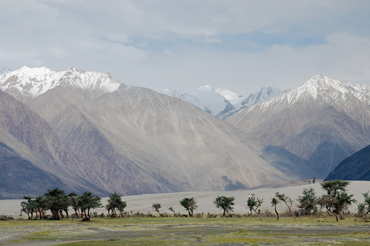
[{"left": 1, "top": 216, "right": 370, "bottom": 245}]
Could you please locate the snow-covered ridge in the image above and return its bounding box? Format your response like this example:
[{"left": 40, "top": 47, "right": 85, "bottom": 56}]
[
  {"left": 163, "top": 86, "right": 234, "bottom": 117},
  {"left": 244, "top": 75, "right": 370, "bottom": 115},
  {"left": 0, "top": 66, "right": 121, "bottom": 101}
]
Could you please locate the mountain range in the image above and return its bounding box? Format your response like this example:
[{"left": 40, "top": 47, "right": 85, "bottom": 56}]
[
  {"left": 0, "top": 66, "right": 305, "bottom": 198},
  {"left": 1, "top": 67, "right": 368, "bottom": 198}
]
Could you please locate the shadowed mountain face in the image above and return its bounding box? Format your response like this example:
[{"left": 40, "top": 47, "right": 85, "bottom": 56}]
[
  {"left": 227, "top": 76, "right": 370, "bottom": 178},
  {"left": 0, "top": 90, "right": 107, "bottom": 198},
  {"left": 325, "top": 144, "right": 370, "bottom": 181},
  {"left": 0, "top": 141, "right": 66, "bottom": 199}
]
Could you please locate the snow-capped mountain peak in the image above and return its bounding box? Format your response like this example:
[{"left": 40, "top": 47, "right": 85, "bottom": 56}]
[
  {"left": 61, "top": 67, "right": 120, "bottom": 93},
  {"left": 243, "top": 75, "right": 370, "bottom": 116},
  {"left": 290, "top": 75, "right": 370, "bottom": 103},
  {"left": 0, "top": 66, "right": 121, "bottom": 103}
]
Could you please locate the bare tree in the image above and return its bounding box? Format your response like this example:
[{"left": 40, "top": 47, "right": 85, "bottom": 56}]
[{"left": 275, "top": 192, "right": 296, "bottom": 220}]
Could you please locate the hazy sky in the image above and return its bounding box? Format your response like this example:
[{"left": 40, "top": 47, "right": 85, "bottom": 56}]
[{"left": 1, "top": 0, "right": 370, "bottom": 95}]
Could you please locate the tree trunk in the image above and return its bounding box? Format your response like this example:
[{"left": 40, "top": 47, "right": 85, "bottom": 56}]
[
  {"left": 285, "top": 203, "right": 296, "bottom": 221},
  {"left": 188, "top": 209, "right": 192, "bottom": 217},
  {"left": 253, "top": 209, "right": 262, "bottom": 221},
  {"left": 326, "top": 209, "right": 339, "bottom": 222},
  {"left": 274, "top": 205, "right": 279, "bottom": 221}
]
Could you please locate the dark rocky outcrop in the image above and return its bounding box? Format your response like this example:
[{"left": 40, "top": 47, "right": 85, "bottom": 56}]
[{"left": 325, "top": 144, "right": 370, "bottom": 181}]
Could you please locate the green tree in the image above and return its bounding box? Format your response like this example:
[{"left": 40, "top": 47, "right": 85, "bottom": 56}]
[
  {"left": 275, "top": 192, "right": 296, "bottom": 220},
  {"left": 297, "top": 188, "right": 318, "bottom": 215},
  {"left": 247, "top": 197, "right": 263, "bottom": 219},
  {"left": 68, "top": 192, "right": 80, "bottom": 218},
  {"left": 21, "top": 196, "right": 37, "bottom": 219},
  {"left": 358, "top": 203, "right": 365, "bottom": 220},
  {"left": 214, "top": 196, "right": 235, "bottom": 216},
  {"left": 44, "top": 188, "right": 70, "bottom": 220},
  {"left": 317, "top": 179, "right": 356, "bottom": 221},
  {"left": 79, "top": 191, "right": 102, "bottom": 221},
  {"left": 271, "top": 197, "right": 280, "bottom": 221},
  {"left": 168, "top": 207, "right": 175, "bottom": 214},
  {"left": 152, "top": 203, "right": 161, "bottom": 216},
  {"left": 361, "top": 192, "right": 370, "bottom": 215},
  {"left": 180, "top": 197, "right": 197, "bottom": 217},
  {"left": 34, "top": 196, "right": 48, "bottom": 219},
  {"left": 106, "top": 192, "right": 127, "bottom": 218}
]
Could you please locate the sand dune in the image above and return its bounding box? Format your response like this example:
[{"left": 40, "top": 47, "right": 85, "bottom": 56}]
[{"left": 1, "top": 181, "right": 369, "bottom": 216}]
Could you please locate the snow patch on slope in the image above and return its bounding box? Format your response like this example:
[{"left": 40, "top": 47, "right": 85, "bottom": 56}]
[
  {"left": 163, "top": 88, "right": 212, "bottom": 114},
  {"left": 195, "top": 85, "right": 235, "bottom": 117}
]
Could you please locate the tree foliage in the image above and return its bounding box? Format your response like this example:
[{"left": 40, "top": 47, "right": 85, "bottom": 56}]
[
  {"left": 214, "top": 196, "right": 235, "bottom": 216},
  {"left": 247, "top": 197, "right": 263, "bottom": 219},
  {"left": 152, "top": 203, "right": 161, "bottom": 215},
  {"left": 68, "top": 192, "right": 80, "bottom": 218},
  {"left": 79, "top": 191, "right": 102, "bottom": 220},
  {"left": 21, "top": 196, "right": 37, "bottom": 219},
  {"left": 271, "top": 197, "right": 280, "bottom": 221},
  {"left": 361, "top": 192, "right": 370, "bottom": 214},
  {"left": 297, "top": 188, "right": 317, "bottom": 215},
  {"left": 317, "top": 179, "right": 356, "bottom": 221},
  {"left": 44, "top": 188, "right": 71, "bottom": 220},
  {"left": 106, "top": 192, "right": 127, "bottom": 217},
  {"left": 180, "top": 197, "right": 197, "bottom": 217}
]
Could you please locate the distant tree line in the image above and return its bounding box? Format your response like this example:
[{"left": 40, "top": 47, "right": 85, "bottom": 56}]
[
  {"left": 21, "top": 188, "right": 102, "bottom": 221},
  {"left": 19, "top": 180, "right": 365, "bottom": 222}
]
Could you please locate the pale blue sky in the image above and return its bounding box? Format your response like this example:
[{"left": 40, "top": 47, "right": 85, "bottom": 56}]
[{"left": 1, "top": 0, "right": 369, "bottom": 95}]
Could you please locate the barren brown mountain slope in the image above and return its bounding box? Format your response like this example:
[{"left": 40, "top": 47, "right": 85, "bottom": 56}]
[{"left": 31, "top": 82, "right": 310, "bottom": 194}]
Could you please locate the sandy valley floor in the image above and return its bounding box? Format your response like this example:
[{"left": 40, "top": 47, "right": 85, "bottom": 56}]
[{"left": 1, "top": 180, "right": 370, "bottom": 216}]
